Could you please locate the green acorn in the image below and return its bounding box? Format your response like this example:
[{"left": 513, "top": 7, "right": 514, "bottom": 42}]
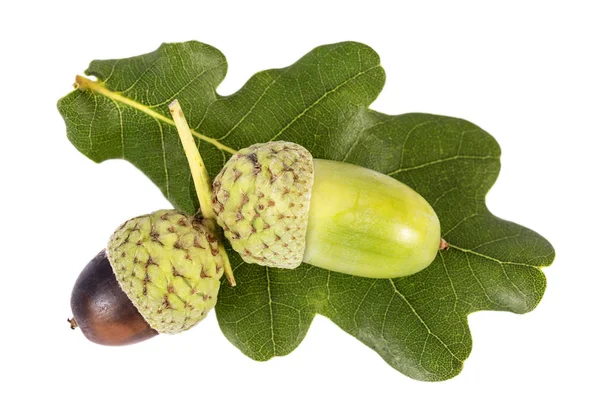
[{"left": 213, "top": 141, "right": 442, "bottom": 279}]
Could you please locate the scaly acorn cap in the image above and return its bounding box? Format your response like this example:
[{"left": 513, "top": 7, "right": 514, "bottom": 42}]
[
  {"left": 106, "top": 209, "right": 224, "bottom": 334},
  {"left": 212, "top": 141, "right": 314, "bottom": 269}
]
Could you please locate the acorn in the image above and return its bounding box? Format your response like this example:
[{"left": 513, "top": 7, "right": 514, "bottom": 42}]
[
  {"left": 213, "top": 141, "right": 442, "bottom": 279},
  {"left": 69, "top": 101, "right": 237, "bottom": 346},
  {"left": 69, "top": 209, "right": 226, "bottom": 345}
]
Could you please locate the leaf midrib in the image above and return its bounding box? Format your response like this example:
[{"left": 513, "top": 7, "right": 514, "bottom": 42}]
[{"left": 74, "top": 75, "right": 237, "bottom": 154}]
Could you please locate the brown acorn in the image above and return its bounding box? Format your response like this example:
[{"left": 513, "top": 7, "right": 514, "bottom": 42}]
[
  {"left": 69, "top": 210, "right": 226, "bottom": 345},
  {"left": 70, "top": 250, "right": 158, "bottom": 345}
]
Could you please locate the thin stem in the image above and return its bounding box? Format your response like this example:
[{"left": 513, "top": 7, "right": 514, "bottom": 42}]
[
  {"left": 68, "top": 318, "right": 78, "bottom": 330},
  {"left": 439, "top": 238, "right": 449, "bottom": 250},
  {"left": 168, "top": 100, "right": 236, "bottom": 287},
  {"left": 169, "top": 100, "right": 215, "bottom": 220}
]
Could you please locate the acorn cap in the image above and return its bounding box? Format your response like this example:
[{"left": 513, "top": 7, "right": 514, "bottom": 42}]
[
  {"left": 106, "top": 210, "right": 224, "bottom": 334},
  {"left": 212, "top": 142, "right": 314, "bottom": 269}
]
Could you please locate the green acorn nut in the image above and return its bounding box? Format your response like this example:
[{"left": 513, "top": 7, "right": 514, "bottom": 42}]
[
  {"left": 213, "top": 141, "right": 442, "bottom": 279},
  {"left": 106, "top": 209, "right": 225, "bottom": 334}
]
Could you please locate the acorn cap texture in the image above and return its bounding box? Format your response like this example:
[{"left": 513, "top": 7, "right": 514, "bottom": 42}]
[
  {"left": 106, "top": 210, "right": 224, "bottom": 334},
  {"left": 213, "top": 141, "right": 314, "bottom": 269}
]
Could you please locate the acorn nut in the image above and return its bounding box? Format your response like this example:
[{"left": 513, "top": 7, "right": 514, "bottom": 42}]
[
  {"left": 70, "top": 209, "right": 225, "bottom": 345},
  {"left": 213, "top": 141, "right": 442, "bottom": 279}
]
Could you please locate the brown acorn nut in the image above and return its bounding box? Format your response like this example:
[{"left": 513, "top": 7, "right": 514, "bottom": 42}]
[
  {"left": 70, "top": 250, "right": 158, "bottom": 346},
  {"left": 69, "top": 210, "right": 226, "bottom": 345}
]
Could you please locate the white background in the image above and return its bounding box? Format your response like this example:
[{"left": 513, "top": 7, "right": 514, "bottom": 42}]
[{"left": 1, "top": 1, "right": 598, "bottom": 398}]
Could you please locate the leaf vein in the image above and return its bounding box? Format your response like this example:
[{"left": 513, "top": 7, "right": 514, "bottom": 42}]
[
  {"left": 120, "top": 58, "right": 162, "bottom": 94},
  {"left": 470, "top": 231, "right": 523, "bottom": 250},
  {"left": 268, "top": 65, "right": 381, "bottom": 142},
  {"left": 88, "top": 95, "right": 98, "bottom": 151},
  {"left": 443, "top": 213, "right": 479, "bottom": 236},
  {"left": 156, "top": 120, "right": 170, "bottom": 199},
  {"left": 440, "top": 252, "right": 458, "bottom": 313},
  {"left": 449, "top": 244, "right": 542, "bottom": 269},
  {"left": 464, "top": 253, "right": 504, "bottom": 308},
  {"left": 103, "top": 59, "right": 119, "bottom": 83},
  {"left": 389, "top": 279, "right": 462, "bottom": 363},
  {"left": 352, "top": 280, "right": 377, "bottom": 329},
  {"left": 232, "top": 304, "right": 269, "bottom": 324},
  {"left": 218, "top": 74, "right": 281, "bottom": 141},
  {"left": 108, "top": 99, "right": 125, "bottom": 158},
  {"left": 341, "top": 117, "right": 389, "bottom": 162},
  {"left": 431, "top": 187, "right": 458, "bottom": 207},
  {"left": 265, "top": 266, "right": 276, "bottom": 356},
  {"left": 388, "top": 155, "right": 498, "bottom": 176},
  {"left": 148, "top": 61, "right": 227, "bottom": 108},
  {"left": 398, "top": 119, "right": 437, "bottom": 169}
]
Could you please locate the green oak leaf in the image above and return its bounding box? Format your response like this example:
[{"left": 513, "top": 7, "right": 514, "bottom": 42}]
[{"left": 57, "top": 41, "right": 554, "bottom": 381}]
